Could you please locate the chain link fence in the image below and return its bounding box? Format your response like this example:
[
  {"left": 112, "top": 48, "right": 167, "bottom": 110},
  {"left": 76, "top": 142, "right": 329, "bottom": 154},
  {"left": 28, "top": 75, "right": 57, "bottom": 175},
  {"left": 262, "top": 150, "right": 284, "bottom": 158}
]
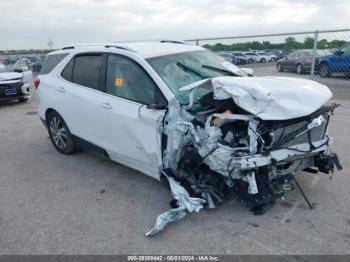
[
  {"left": 185, "top": 29, "right": 350, "bottom": 81},
  {"left": 1, "top": 29, "right": 350, "bottom": 78}
]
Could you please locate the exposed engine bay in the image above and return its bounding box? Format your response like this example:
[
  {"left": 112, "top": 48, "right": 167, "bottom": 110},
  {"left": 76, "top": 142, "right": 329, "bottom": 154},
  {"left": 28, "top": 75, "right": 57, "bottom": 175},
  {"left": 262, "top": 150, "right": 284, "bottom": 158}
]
[{"left": 146, "top": 76, "right": 342, "bottom": 236}]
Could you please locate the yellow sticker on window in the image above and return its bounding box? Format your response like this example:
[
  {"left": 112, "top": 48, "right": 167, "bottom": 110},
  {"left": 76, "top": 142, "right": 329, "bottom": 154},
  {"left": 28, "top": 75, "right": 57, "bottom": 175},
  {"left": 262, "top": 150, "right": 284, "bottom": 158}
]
[{"left": 115, "top": 78, "right": 123, "bottom": 87}]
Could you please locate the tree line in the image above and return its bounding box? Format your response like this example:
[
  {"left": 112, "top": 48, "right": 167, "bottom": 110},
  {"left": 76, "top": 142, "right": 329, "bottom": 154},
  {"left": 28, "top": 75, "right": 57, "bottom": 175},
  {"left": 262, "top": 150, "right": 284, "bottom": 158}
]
[{"left": 203, "top": 37, "right": 347, "bottom": 51}]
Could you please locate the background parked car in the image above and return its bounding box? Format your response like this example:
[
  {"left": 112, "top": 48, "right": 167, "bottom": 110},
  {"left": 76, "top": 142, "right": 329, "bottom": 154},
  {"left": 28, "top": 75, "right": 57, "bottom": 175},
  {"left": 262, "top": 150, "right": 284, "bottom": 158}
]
[
  {"left": 254, "top": 52, "right": 270, "bottom": 63},
  {"left": 277, "top": 49, "right": 331, "bottom": 74},
  {"left": 232, "top": 52, "right": 248, "bottom": 64},
  {"left": 12, "top": 59, "right": 31, "bottom": 73},
  {"left": 242, "top": 52, "right": 258, "bottom": 63},
  {"left": 0, "top": 62, "right": 33, "bottom": 103},
  {"left": 26, "top": 56, "right": 43, "bottom": 72},
  {"left": 12, "top": 57, "right": 43, "bottom": 73},
  {"left": 1, "top": 57, "right": 16, "bottom": 66},
  {"left": 217, "top": 52, "right": 246, "bottom": 65},
  {"left": 265, "top": 52, "right": 278, "bottom": 62},
  {"left": 317, "top": 43, "right": 350, "bottom": 78}
]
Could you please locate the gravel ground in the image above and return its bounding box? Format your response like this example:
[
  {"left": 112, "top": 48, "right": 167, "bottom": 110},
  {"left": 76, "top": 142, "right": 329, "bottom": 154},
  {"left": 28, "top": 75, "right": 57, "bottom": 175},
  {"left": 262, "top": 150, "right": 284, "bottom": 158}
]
[{"left": 0, "top": 68, "right": 349, "bottom": 254}]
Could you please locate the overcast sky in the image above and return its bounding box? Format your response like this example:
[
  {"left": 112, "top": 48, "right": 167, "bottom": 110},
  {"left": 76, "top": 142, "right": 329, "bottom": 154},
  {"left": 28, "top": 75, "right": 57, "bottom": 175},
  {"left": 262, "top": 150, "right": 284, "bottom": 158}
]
[{"left": 1, "top": 0, "right": 350, "bottom": 49}]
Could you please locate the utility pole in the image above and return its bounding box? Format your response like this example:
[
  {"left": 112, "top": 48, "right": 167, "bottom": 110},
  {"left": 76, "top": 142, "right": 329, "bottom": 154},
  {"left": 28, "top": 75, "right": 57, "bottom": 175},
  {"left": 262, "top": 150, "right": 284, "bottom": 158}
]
[
  {"left": 48, "top": 38, "right": 53, "bottom": 50},
  {"left": 310, "top": 30, "right": 319, "bottom": 78}
]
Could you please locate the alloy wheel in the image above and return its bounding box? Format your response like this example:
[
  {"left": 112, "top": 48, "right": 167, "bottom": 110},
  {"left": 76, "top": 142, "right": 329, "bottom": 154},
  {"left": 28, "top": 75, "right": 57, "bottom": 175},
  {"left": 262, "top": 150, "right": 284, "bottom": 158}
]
[
  {"left": 296, "top": 64, "right": 302, "bottom": 74},
  {"left": 319, "top": 63, "right": 330, "bottom": 78},
  {"left": 277, "top": 63, "right": 283, "bottom": 72},
  {"left": 49, "top": 116, "right": 68, "bottom": 150}
]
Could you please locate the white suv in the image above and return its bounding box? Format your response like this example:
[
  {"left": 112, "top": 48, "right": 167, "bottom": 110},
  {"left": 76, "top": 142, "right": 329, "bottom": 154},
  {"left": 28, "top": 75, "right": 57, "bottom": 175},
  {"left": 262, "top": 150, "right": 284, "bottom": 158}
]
[{"left": 36, "top": 42, "right": 341, "bottom": 235}]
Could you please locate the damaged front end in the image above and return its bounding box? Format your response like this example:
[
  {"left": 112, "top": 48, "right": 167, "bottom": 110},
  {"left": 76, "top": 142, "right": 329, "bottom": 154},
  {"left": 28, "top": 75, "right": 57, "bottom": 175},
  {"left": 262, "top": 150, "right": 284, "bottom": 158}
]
[{"left": 146, "top": 76, "right": 342, "bottom": 236}]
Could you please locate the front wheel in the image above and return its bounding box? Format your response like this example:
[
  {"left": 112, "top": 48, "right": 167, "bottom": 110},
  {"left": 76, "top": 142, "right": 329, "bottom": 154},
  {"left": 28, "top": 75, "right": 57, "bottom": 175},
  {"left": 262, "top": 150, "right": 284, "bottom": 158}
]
[
  {"left": 18, "top": 98, "right": 29, "bottom": 103},
  {"left": 47, "top": 111, "right": 76, "bottom": 154},
  {"left": 261, "top": 58, "right": 266, "bottom": 63},
  {"left": 296, "top": 64, "right": 303, "bottom": 74},
  {"left": 319, "top": 63, "right": 331, "bottom": 78}
]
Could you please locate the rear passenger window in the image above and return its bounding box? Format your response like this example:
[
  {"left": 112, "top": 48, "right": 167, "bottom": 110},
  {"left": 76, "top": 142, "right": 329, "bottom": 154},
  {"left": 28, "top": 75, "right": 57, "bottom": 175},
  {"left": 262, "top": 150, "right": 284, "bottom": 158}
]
[
  {"left": 40, "top": 53, "right": 68, "bottom": 75},
  {"left": 72, "top": 55, "right": 103, "bottom": 90},
  {"left": 61, "top": 58, "right": 74, "bottom": 82}
]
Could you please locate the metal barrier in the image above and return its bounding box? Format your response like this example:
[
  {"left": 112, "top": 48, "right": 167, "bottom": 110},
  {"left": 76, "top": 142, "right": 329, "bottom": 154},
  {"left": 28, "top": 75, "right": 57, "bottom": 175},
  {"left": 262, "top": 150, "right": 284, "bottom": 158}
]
[{"left": 185, "top": 29, "right": 350, "bottom": 80}]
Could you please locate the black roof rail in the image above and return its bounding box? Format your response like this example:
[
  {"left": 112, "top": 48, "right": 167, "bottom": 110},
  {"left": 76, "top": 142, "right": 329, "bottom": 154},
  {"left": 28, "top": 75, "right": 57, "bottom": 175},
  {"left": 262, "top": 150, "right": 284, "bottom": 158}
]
[
  {"left": 104, "top": 45, "right": 136, "bottom": 52},
  {"left": 62, "top": 46, "right": 75, "bottom": 50},
  {"left": 60, "top": 44, "right": 135, "bottom": 52},
  {"left": 160, "top": 40, "right": 187, "bottom": 44}
]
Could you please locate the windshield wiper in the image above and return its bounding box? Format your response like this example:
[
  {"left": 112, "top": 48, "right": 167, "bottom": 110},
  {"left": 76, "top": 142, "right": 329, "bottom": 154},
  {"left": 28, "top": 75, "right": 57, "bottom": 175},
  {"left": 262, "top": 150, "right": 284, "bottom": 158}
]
[
  {"left": 201, "top": 65, "right": 237, "bottom": 76},
  {"left": 176, "top": 62, "right": 207, "bottom": 78}
]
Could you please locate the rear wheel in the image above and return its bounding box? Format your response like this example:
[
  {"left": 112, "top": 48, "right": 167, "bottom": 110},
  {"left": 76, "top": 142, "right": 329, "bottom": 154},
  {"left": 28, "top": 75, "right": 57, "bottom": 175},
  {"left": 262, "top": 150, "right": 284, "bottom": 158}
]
[
  {"left": 296, "top": 64, "right": 303, "bottom": 74},
  {"left": 261, "top": 58, "right": 266, "bottom": 63},
  {"left": 277, "top": 63, "right": 283, "bottom": 72},
  {"left": 319, "top": 63, "right": 331, "bottom": 78},
  {"left": 248, "top": 58, "right": 254, "bottom": 64},
  {"left": 47, "top": 111, "right": 76, "bottom": 154}
]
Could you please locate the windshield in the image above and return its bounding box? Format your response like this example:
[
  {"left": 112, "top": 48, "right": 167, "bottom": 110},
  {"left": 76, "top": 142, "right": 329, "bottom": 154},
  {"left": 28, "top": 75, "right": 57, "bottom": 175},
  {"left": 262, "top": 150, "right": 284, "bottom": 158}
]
[
  {"left": 147, "top": 50, "right": 246, "bottom": 104},
  {"left": 0, "top": 63, "right": 10, "bottom": 73},
  {"left": 316, "top": 50, "right": 332, "bottom": 56}
]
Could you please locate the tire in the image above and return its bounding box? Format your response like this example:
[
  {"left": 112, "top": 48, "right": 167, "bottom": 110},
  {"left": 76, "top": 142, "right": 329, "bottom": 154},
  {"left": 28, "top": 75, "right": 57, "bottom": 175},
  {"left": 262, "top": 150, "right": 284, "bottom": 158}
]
[
  {"left": 319, "top": 63, "right": 331, "bottom": 78},
  {"left": 261, "top": 58, "right": 266, "bottom": 63},
  {"left": 18, "top": 98, "right": 29, "bottom": 103},
  {"left": 296, "top": 64, "right": 303, "bottom": 74},
  {"left": 271, "top": 57, "right": 276, "bottom": 62},
  {"left": 248, "top": 58, "right": 254, "bottom": 64},
  {"left": 47, "top": 111, "right": 76, "bottom": 154},
  {"left": 277, "top": 63, "right": 283, "bottom": 72}
]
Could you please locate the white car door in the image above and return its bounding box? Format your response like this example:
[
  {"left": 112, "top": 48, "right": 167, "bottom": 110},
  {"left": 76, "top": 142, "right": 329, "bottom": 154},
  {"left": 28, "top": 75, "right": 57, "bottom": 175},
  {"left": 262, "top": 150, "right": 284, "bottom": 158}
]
[
  {"left": 56, "top": 53, "right": 105, "bottom": 147},
  {"left": 97, "top": 54, "right": 168, "bottom": 179}
]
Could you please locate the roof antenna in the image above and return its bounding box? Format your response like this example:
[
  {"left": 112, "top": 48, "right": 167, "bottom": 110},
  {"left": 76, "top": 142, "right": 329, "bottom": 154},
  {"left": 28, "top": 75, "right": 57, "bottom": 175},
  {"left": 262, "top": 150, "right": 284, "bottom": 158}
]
[{"left": 292, "top": 176, "right": 313, "bottom": 209}]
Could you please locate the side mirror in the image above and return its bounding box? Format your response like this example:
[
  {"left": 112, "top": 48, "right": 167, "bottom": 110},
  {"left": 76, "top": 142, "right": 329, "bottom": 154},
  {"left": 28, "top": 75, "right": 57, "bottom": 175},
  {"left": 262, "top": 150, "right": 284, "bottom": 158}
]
[
  {"left": 240, "top": 67, "right": 254, "bottom": 76},
  {"left": 334, "top": 50, "right": 343, "bottom": 56}
]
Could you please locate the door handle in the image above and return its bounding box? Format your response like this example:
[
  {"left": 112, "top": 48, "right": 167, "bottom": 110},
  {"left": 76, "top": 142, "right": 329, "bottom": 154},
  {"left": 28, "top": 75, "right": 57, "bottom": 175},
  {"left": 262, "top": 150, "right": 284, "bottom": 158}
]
[
  {"left": 56, "top": 86, "right": 66, "bottom": 93},
  {"left": 100, "top": 102, "right": 112, "bottom": 110}
]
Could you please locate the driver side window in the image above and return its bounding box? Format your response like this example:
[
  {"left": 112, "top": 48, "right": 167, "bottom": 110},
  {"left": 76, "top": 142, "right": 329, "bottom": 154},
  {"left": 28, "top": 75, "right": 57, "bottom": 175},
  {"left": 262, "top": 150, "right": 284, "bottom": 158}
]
[{"left": 106, "top": 55, "right": 166, "bottom": 105}]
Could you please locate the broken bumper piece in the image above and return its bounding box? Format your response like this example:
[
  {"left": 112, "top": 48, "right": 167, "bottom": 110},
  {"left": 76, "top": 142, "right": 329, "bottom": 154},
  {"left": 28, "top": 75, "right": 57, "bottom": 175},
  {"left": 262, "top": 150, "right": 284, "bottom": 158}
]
[
  {"left": 145, "top": 173, "right": 205, "bottom": 237},
  {"left": 147, "top": 76, "right": 341, "bottom": 236}
]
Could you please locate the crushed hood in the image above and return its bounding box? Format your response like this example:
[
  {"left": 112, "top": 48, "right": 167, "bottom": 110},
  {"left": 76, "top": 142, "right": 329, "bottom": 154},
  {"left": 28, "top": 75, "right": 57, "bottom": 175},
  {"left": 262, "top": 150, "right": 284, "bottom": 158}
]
[
  {"left": 0, "top": 72, "right": 22, "bottom": 82},
  {"left": 180, "top": 76, "right": 332, "bottom": 120}
]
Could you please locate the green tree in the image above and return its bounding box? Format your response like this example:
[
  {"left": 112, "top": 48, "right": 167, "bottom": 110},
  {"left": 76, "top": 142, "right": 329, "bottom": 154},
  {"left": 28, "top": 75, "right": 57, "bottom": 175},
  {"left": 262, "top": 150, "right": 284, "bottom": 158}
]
[
  {"left": 317, "top": 39, "right": 328, "bottom": 49},
  {"left": 304, "top": 37, "right": 314, "bottom": 49},
  {"left": 284, "top": 37, "right": 299, "bottom": 49}
]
